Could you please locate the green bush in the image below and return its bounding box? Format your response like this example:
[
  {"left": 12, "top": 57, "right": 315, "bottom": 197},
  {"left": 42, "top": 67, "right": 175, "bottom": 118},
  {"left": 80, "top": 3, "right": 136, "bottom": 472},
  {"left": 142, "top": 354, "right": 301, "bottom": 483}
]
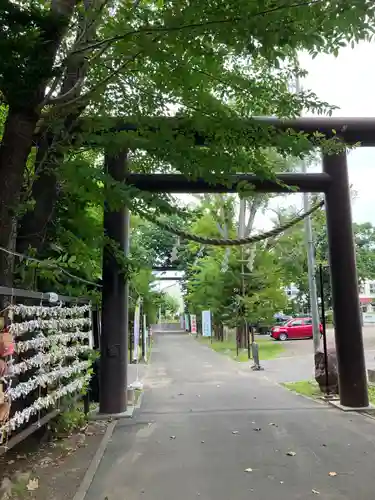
[
  {"left": 50, "top": 404, "right": 87, "bottom": 437},
  {"left": 325, "top": 310, "right": 333, "bottom": 324}
]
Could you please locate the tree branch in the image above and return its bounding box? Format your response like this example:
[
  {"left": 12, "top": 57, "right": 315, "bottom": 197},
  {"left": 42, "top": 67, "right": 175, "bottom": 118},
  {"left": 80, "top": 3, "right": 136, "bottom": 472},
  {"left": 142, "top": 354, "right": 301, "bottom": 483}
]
[{"left": 72, "top": 0, "right": 323, "bottom": 55}]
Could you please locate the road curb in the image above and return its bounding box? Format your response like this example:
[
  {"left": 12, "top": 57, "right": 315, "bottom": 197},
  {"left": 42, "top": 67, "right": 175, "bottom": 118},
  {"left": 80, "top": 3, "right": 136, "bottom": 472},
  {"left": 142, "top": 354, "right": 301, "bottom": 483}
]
[
  {"left": 73, "top": 343, "right": 154, "bottom": 500},
  {"left": 72, "top": 420, "right": 117, "bottom": 500}
]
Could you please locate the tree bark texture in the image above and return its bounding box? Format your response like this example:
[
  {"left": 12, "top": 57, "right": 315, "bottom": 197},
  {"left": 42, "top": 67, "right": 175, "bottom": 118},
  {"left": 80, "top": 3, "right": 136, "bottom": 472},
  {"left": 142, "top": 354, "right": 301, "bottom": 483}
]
[
  {"left": 0, "top": 108, "right": 38, "bottom": 286},
  {"left": 0, "top": 0, "right": 78, "bottom": 285},
  {"left": 17, "top": 0, "right": 104, "bottom": 260}
]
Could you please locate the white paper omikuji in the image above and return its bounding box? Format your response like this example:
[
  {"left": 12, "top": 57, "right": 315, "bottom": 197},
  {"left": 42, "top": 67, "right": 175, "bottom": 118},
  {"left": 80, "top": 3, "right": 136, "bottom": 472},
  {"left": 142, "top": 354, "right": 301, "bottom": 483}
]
[
  {"left": 16, "top": 330, "right": 89, "bottom": 353},
  {"left": 0, "top": 374, "right": 91, "bottom": 434},
  {"left": 9, "top": 317, "right": 92, "bottom": 336},
  {"left": 1, "top": 303, "right": 93, "bottom": 436},
  {"left": 7, "top": 360, "right": 90, "bottom": 400},
  {"left": 10, "top": 304, "right": 91, "bottom": 320},
  {"left": 12, "top": 344, "right": 91, "bottom": 375}
]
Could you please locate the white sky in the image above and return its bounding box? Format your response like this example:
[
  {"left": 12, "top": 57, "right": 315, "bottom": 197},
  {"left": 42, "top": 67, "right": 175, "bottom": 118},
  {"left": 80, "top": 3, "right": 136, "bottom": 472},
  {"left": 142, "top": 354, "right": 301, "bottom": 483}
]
[
  {"left": 157, "top": 41, "right": 375, "bottom": 290},
  {"left": 255, "top": 42, "right": 375, "bottom": 230}
]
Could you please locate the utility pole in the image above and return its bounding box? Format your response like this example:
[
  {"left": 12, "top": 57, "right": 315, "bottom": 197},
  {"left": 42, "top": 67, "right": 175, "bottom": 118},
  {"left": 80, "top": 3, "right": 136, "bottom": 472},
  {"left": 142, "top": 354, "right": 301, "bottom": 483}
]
[
  {"left": 238, "top": 199, "right": 250, "bottom": 353},
  {"left": 295, "top": 76, "right": 321, "bottom": 353}
]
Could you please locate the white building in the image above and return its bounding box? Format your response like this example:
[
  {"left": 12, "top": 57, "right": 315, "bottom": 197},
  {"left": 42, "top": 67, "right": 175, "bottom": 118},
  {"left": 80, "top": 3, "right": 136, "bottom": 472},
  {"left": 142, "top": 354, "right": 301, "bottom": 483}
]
[
  {"left": 285, "top": 283, "right": 299, "bottom": 300},
  {"left": 359, "top": 280, "right": 375, "bottom": 312}
]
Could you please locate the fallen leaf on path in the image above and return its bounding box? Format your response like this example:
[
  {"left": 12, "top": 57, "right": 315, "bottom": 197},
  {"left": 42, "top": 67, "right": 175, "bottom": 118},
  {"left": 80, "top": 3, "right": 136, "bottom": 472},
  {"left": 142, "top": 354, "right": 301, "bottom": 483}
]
[
  {"left": 26, "top": 478, "right": 39, "bottom": 491},
  {"left": 328, "top": 472, "right": 337, "bottom": 477},
  {"left": 280, "top": 481, "right": 284, "bottom": 484},
  {"left": 312, "top": 489, "right": 320, "bottom": 495},
  {"left": 201, "top": 440, "right": 205, "bottom": 443},
  {"left": 196, "top": 395, "right": 201, "bottom": 398},
  {"left": 178, "top": 393, "right": 184, "bottom": 396},
  {"left": 253, "top": 428, "right": 261, "bottom": 432},
  {"left": 286, "top": 451, "right": 296, "bottom": 456},
  {"left": 217, "top": 385, "right": 220, "bottom": 388},
  {"left": 244, "top": 468, "right": 253, "bottom": 473},
  {"left": 170, "top": 436, "right": 176, "bottom": 440},
  {"left": 269, "top": 422, "right": 276, "bottom": 426},
  {"left": 232, "top": 431, "right": 239, "bottom": 434}
]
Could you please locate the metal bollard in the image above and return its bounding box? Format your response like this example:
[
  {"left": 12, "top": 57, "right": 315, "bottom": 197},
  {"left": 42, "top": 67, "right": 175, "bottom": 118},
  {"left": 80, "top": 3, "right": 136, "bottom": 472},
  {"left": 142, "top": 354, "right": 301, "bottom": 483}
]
[{"left": 251, "top": 343, "right": 264, "bottom": 371}]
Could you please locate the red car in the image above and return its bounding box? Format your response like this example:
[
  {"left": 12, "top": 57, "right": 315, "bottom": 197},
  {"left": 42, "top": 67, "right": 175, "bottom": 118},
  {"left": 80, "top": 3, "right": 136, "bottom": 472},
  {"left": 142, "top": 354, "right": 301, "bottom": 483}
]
[{"left": 270, "top": 317, "right": 323, "bottom": 341}]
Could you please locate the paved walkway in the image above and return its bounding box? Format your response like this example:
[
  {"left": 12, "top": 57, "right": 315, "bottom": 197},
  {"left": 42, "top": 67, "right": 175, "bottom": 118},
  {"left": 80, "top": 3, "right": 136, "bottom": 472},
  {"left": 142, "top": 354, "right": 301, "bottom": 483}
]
[
  {"left": 128, "top": 362, "right": 148, "bottom": 386},
  {"left": 85, "top": 334, "right": 375, "bottom": 500},
  {"left": 260, "top": 347, "right": 375, "bottom": 383}
]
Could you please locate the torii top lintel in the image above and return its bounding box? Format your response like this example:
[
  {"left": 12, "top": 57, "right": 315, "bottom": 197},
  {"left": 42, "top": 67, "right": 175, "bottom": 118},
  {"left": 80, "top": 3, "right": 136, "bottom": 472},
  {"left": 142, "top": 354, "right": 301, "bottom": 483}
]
[{"left": 85, "top": 116, "right": 375, "bottom": 147}]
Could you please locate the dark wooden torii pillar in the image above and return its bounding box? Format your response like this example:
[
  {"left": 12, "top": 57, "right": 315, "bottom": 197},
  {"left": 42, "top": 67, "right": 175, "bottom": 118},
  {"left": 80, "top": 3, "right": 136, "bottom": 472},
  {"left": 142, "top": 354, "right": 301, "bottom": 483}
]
[{"left": 100, "top": 150, "right": 130, "bottom": 415}]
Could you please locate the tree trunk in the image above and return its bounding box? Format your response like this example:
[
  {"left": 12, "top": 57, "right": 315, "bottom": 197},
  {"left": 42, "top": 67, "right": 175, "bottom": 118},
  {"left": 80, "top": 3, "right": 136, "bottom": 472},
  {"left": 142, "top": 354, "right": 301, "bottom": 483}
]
[
  {"left": 17, "top": 0, "right": 104, "bottom": 258},
  {"left": 0, "top": 108, "right": 38, "bottom": 286},
  {"left": 0, "top": 0, "right": 78, "bottom": 288},
  {"left": 236, "top": 324, "right": 246, "bottom": 349},
  {"left": 17, "top": 134, "right": 58, "bottom": 255},
  {"left": 218, "top": 322, "right": 224, "bottom": 341}
]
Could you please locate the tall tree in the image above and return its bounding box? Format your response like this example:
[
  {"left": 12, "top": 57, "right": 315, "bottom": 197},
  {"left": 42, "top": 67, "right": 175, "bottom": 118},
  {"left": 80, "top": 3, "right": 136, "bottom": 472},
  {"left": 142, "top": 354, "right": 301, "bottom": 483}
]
[
  {"left": 1, "top": 0, "right": 375, "bottom": 290},
  {"left": 273, "top": 203, "right": 375, "bottom": 309}
]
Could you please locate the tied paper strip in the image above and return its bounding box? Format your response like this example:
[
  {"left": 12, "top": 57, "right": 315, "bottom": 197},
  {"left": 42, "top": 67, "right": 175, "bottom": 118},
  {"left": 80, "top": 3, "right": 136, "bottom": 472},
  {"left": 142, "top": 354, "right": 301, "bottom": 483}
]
[
  {"left": 7, "top": 360, "right": 91, "bottom": 400},
  {"left": 3, "top": 302, "right": 94, "bottom": 435},
  {"left": 9, "top": 317, "right": 92, "bottom": 336},
  {"left": 12, "top": 344, "right": 91, "bottom": 376},
  {"left": 16, "top": 330, "right": 90, "bottom": 354},
  {"left": 10, "top": 304, "right": 91, "bottom": 320},
  {"left": 0, "top": 374, "right": 91, "bottom": 435}
]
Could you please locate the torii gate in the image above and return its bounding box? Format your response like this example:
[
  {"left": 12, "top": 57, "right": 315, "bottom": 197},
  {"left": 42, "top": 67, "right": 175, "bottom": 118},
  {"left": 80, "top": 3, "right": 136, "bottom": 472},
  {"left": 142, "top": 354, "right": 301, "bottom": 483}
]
[{"left": 98, "top": 116, "right": 375, "bottom": 415}]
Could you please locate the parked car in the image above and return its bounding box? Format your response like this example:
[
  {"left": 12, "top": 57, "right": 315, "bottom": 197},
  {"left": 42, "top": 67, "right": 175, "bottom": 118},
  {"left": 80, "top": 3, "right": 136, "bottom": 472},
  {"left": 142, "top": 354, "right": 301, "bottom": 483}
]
[
  {"left": 255, "top": 314, "right": 292, "bottom": 335},
  {"left": 270, "top": 317, "right": 323, "bottom": 341},
  {"left": 274, "top": 313, "right": 292, "bottom": 323}
]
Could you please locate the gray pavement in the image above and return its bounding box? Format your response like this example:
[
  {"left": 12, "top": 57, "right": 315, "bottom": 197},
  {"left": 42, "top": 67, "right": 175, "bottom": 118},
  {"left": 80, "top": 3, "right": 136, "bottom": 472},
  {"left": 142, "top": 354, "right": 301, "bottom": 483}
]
[
  {"left": 86, "top": 333, "right": 375, "bottom": 500},
  {"left": 274, "top": 325, "right": 375, "bottom": 359},
  {"left": 259, "top": 326, "right": 375, "bottom": 383},
  {"left": 128, "top": 362, "right": 148, "bottom": 387},
  {"left": 261, "top": 349, "right": 375, "bottom": 383}
]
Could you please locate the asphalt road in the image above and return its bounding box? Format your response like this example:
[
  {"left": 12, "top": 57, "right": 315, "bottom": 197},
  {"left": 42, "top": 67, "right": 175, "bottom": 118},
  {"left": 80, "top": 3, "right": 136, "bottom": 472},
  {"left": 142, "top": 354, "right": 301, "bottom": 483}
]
[
  {"left": 260, "top": 325, "right": 375, "bottom": 382},
  {"left": 86, "top": 333, "right": 375, "bottom": 500},
  {"left": 274, "top": 325, "right": 375, "bottom": 358}
]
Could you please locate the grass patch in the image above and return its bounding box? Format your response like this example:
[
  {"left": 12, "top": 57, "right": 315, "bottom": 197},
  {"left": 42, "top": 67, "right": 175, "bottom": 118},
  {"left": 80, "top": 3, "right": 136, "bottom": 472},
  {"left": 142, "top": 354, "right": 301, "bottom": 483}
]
[
  {"left": 367, "top": 385, "right": 375, "bottom": 405},
  {"left": 283, "top": 380, "right": 375, "bottom": 405},
  {"left": 197, "top": 335, "right": 284, "bottom": 361},
  {"left": 283, "top": 380, "right": 322, "bottom": 398}
]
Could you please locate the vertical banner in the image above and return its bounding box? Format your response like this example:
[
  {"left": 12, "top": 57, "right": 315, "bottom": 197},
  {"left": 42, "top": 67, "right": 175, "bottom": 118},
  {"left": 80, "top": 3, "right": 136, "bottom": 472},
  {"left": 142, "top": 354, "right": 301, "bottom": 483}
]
[
  {"left": 133, "top": 298, "right": 141, "bottom": 362},
  {"left": 202, "top": 310, "right": 212, "bottom": 337},
  {"left": 180, "top": 315, "right": 185, "bottom": 329},
  {"left": 184, "top": 314, "right": 190, "bottom": 332},
  {"left": 190, "top": 314, "right": 197, "bottom": 334},
  {"left": 143, "top": 313, "right": 148, "bottom": 361}
]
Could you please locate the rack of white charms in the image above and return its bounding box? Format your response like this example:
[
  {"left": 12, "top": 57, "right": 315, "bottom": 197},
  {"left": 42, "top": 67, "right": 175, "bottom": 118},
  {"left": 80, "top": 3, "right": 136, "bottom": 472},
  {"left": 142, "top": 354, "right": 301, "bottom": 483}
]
[{"left": 0, "top": 299, "right": 93, "bottom": 451}]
